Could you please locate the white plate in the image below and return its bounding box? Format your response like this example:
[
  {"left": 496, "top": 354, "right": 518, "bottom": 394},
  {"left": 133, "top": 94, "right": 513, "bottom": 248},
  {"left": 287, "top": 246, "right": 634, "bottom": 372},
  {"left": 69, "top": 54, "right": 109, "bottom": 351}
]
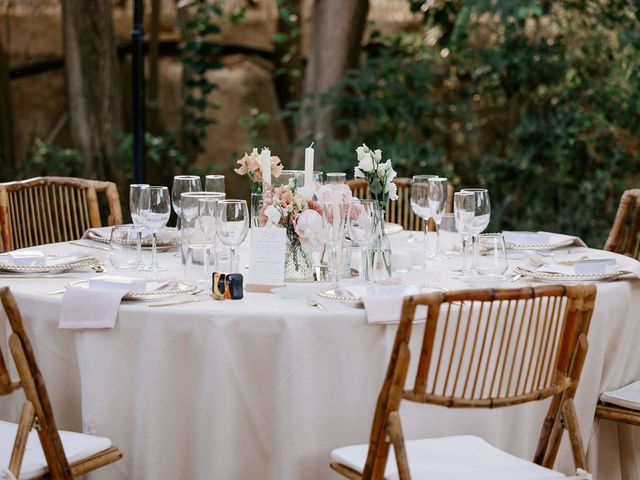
[
  {"left": 513, "top": 267, "right": 632, "bottom": 283},
  {"left": 75, "top": 281, "right": 199, "bottom": 300},
  {"left": 87, "top": 229, "right": 177, "bottom": 251},
  {"left": 317, "top": 283, "right": 447, "bottom": 306},
  {"left": 384, "top": 223, "right": 404, "bottom": 235},
  {"left": 0, "top": 255, "right": 97, "bottom": 274}
]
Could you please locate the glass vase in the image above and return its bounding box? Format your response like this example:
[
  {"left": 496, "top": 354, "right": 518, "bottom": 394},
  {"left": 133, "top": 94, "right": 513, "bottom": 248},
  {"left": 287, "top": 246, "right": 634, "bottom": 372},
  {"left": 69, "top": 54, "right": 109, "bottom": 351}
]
[
  {"left": 366, "top": 208, "right": 392, "bottom": 281},
  {"left": 285, "top": 234, "right": 314, "bottom": 282}
]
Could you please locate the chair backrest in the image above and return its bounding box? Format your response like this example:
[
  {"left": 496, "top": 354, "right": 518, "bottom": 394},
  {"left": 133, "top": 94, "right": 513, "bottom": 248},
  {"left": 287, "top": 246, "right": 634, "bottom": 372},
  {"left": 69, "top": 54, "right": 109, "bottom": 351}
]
[
  {"left": 362, "top": 285, "right": 597, "bottom": 479},
  {"left": 0, "top": 286, "right": 74, "bottom": 478},
  {"left": 604, "top": 189, "right": 640, "bottom": 259},
  {"left": 0, "top": 176, "right": 123, "bottom": 252},
  {"left": 346, "top": 177, "right": 453, "bottom": 231}
]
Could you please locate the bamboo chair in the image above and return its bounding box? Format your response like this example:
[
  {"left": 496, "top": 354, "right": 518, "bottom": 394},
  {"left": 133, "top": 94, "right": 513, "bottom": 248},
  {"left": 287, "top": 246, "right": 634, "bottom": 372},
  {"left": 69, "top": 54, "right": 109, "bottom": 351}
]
[
  {"left": 330, "top": 285, "right": 597, "bottom": 480},
  {"left": 346, "top": 178, "right": 453, "bottom": 232},
  {"left": 603, "top": 189, "right": 640, "bottom": 260},
  {"left": 0, "top": 287, "right": 123, "bottom": 478},
  {"left": 0, "top": 176, "right": 123, "bottom": 253}
]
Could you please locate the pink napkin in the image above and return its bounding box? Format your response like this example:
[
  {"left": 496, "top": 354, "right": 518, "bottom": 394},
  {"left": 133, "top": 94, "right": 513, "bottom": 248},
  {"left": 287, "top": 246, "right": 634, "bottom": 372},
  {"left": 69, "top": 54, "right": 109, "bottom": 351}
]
[{"left": 59, "top": 287, "right": 126, "bottom": 329}]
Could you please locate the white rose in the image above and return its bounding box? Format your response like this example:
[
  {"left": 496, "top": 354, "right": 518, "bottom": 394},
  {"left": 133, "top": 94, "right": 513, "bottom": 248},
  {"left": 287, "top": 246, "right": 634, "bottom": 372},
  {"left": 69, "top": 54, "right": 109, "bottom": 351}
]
[
  {"left": 373, "top": 149, "right": 382, "bottom": 163},
  {"left": 265, "top": 205, "right": 281, "bottom": 224},
  {"left": 356, "top": 145, "right": 369, "bottom": 161},
  {"left": 386, "top": 180, "right": 399, "bottom": 201},
  {"left": 376, "top": 162, "right": 387, "bottom": 177},
  {"left": 386, "top": 162, "right": 397, "bottom": 182},
  {"left": 358, "top": 153, "right": 375, "bottom": 173},
  {"left": 354, "top": 167, "right": 365, "bottom": 179}
]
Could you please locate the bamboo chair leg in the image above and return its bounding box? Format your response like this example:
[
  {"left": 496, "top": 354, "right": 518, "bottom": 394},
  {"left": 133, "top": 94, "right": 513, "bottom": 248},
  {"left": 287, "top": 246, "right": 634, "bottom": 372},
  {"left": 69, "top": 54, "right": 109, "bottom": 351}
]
[
  {"left": 9, "top": 400, "right": 35, "bottom": 477},
  {"left": 562, "top": 398, "right": 587, "bottom": 471},
  {"left": 388, "top": 411, "right": 410, "bottom": 480}
]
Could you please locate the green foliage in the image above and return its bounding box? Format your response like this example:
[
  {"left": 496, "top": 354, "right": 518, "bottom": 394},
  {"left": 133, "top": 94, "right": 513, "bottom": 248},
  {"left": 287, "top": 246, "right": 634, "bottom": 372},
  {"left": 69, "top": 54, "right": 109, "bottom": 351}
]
[
  {"left": 25, "top": 139, "right": 82, "bottom": 177},
  {"left": 113, "top": 131, "right": 187, "bottom": 174},
  {"left": 310, "top": 0, "right": 640, "bottom": 246}
]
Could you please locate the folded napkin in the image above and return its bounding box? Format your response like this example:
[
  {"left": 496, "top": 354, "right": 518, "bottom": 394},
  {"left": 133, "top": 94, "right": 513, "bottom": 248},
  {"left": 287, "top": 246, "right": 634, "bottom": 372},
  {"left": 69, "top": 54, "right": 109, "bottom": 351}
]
[
  {"left": 503, "top": 231, "right": 586, "bottom": 248},
  {"left": 59, "top": 286, "right": 126, "bottom": 329},
  {"left": 517, "top": 251, "right": 640, "bottom": 278},
  {"left": 349, "top": 285, "right": 428, "bottom": 324},
  {"left": 600, "top": 380, "right": 640, "bottom": 410},
  {"left": 45, "top": 253, "right": 94, "bottom": 267}
]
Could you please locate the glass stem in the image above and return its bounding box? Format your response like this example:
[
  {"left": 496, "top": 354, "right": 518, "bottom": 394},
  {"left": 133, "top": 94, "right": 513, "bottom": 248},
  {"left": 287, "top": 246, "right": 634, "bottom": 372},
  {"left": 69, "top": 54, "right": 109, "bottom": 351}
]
[
  {"left": 151, "top": 232, "right": 158, "bottom": 270},
  {"left": 136, "top": 228, "right": 143, "bottom": 263},
  {"left": 472, "top": 235, "right": 478, "bottom": 272},
  {"left": 230, "top": 246, "right": 236, "bottom": 273},
  {"left": 331, "top": 248, "right": 339, "bottom": 284},
  {"left": 435, "top": 221, "right": 441, "bottom": 258},
  {"left": 360, "top": 247, "right": 370, "bottom": 282},
  {"left": 461, "top": 235, "right": 470, "bottom": 275},
  {"left": 203, "top": 245, "right": 210, "bottom": 280}
]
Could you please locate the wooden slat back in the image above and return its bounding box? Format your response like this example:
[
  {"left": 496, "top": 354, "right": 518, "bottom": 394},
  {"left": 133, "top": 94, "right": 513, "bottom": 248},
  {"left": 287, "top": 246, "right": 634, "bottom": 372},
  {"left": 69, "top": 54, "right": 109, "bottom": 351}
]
[
  {"left": 0, "top": 176, "right": 123, "bottom": 252},
  {"left": 0, "top": 286, "right": 73, "bottom": 478},
  {"left": 604, "top": 189, "right": 640, "bottom": 259},
  {"left": 360, "top": 285, "right": 596, "bottom": 479}
]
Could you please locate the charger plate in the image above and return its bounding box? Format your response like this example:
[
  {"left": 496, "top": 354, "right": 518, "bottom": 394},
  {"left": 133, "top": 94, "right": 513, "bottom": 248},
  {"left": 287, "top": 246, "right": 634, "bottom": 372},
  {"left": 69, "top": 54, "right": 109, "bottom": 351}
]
[
  {"left": 87, "top": 229, "right": 177, "bottom": 251},
  {"left": 506, "top": 238, "right": 574, "bottom": 251},
  {"left": 317, "top": 284, "right": 447, "bottom": 306},
  {"left": 0, "top": 256, "right": 98, "bottom": 274},
  {"left": 513, "top": 266, "right": 632, "bottom": 283},
  {"left": 75, "top": 281, "right": 199, "bottom": 300}
]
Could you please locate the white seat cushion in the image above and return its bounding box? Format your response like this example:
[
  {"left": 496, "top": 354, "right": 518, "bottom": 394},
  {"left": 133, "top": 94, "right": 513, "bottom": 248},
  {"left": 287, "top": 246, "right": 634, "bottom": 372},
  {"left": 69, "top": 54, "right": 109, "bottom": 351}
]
[
  {"left": 331, "top": 435, "right": 567, "bottom": 480},
  {"left": 600, "top": 380, "right": 640, "bottom": 410},
  {"left": 0, "top": 420, "right": 112, "bottom": 479}
]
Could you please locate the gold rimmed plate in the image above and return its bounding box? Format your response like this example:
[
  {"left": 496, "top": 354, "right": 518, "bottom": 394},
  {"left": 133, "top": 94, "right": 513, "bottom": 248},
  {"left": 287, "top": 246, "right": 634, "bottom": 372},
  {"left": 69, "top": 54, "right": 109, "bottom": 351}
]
[
  {"left": 67, "top": 280, "right": 200, "bottom": 300},
  {"left": 0, "top": 255, "right": 98, "bottom": 274},
  {"left": 87, "top": 229, "right": 177, "bottom": 251},
  {"left": 513, "top": 266, "right": 632, "bottom": 283},
  {"left": 506, "top": 238, "right": 574, "bottom": 251}
]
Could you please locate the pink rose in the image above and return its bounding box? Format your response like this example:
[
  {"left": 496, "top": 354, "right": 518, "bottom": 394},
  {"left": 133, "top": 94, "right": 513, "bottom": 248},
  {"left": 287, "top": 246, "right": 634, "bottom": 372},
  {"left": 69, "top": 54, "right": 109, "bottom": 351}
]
[
  {"left": 271, "top": 156, "right": 284, "bottom": 178},
  {"left": 294, "top": 209, "right": 324, "bottom": 252}
]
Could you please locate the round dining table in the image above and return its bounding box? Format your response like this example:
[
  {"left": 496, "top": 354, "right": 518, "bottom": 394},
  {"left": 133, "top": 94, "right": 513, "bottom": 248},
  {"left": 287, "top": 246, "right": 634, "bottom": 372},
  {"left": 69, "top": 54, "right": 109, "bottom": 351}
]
[{"left": 0, "top": 231, "right": 639, "bottom": 480}]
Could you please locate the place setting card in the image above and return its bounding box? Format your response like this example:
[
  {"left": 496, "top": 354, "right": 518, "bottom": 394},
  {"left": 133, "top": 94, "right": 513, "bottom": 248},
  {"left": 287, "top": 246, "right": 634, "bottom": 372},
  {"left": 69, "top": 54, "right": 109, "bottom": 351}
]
[{"left": 245, "top": 226, "right": 287, "bottom": 293}]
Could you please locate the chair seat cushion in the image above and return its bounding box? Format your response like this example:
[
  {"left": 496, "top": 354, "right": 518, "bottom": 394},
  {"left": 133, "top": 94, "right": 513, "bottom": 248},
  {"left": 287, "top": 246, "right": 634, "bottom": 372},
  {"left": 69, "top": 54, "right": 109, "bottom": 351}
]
[
  {"left": 0, "top": 420, "right": 112, "bottom": 479},
  {"left": 600, "top": 380, "right": 640, "bottom": 410},
  {"left": 331, "top": 435, "right": 567, "bottom": 480}
]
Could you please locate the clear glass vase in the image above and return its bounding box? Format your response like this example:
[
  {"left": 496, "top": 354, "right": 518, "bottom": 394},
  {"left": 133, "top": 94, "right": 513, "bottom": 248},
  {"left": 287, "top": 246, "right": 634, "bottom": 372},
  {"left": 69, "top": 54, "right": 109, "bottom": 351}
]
[
  {"left": 366, "top": 208, "right": 392, "bottom": 281},
  {"left": 285, "top": 234, "right": 314, "bottom": 282}
]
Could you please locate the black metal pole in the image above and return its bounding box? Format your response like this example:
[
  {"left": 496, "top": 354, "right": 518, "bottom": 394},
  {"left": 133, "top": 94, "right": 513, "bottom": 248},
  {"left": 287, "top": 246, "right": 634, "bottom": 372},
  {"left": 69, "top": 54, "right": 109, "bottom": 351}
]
[{"left": 132, "top": 0, "right": 145, "bottom": 183}]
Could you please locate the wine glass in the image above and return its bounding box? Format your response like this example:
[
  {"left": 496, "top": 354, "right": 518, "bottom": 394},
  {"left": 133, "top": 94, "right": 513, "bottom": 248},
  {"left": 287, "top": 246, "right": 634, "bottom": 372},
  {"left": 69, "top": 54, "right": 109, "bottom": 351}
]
[
  {"left": 199, "top": 197, "right": 219, "bottom": 277},
  {"left": 216, "top": 200, "right": 249, "bottom": 273},
  {"left": 129, "top": 183, "right": 149, "bottom": 268},
  {"left": 428, "top": 177, "right": 448, "bottom": 259},
  {"left": 454, "top": 191, "right": 475, "bottom": 277},
  {"left": 461, "top": 188, "right": 491, "bottom": 271},
  {"left": 321, "top": 201, "right": 349, "bottom": 283},
  {"left": 410, "top": 181, "right": 431, "bottom": 258},
  {"left": 172, "top": 175, "right": 201, "bottom": 230},
  {"left": 205, "top": 174, "right": 225, "bottom": 194},
  {"left": 140, "top": 186, "right": 171, "bottom": 271},
  {"left": 348, "top": 199, "right": 379, "bottom": 282}
]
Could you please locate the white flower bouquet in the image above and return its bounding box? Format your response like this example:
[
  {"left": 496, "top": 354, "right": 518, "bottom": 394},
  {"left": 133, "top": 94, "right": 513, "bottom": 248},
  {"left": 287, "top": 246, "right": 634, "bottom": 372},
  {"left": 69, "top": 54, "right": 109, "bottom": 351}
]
[{"left": 354, "top": 144, "right": 399, "bottom": 209}]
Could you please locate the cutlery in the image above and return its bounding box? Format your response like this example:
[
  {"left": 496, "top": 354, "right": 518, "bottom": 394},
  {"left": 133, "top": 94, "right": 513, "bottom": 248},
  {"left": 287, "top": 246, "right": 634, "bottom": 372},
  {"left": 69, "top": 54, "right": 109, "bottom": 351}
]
[
  {"left": 306, "top": 298, "right": 327, "bottom": 311},
  {"left": 147, "top": 298, "right": 208, "bottom": 308},
  {"left": 69, "top": 241, "right": 111, "bottom": 252}
]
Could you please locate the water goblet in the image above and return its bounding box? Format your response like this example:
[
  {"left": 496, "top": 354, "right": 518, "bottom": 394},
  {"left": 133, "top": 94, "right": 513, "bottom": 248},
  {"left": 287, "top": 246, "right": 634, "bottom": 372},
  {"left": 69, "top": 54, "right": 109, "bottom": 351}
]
[
  {"left": 205, "top": 174, "right": 225, "bottom": 194},
  {"left": 199, "top": 197, "right": 219, "bottom": 277},
  {"left": 171, "top": 175, "right": 201, "bottom": 229},
  {"left": 140, "top": 186, "right": 171, "bottom": 271},
  {"left": 461, "top": 188, "right": 491, "bottom": 271},
  {"left": 321, "top": 201, "right": 349, "bottom": 283},
  {"left": 410, "top": 181, "right": 431, "bottom": 258},
  {"left": 454, "top": 191, "right": 476, "bottom": 277},
  {"left": 129, "top": 183, "right": 149, "bottom": 268},
  {"left": 348, "top": 199, "right": 379, "bottom": 282},
  {"left": 216, "top": 200, "right": 249, "bottom": 273},
  {"left": 428, "top": 177, "right": 448, "bottom": 259}
]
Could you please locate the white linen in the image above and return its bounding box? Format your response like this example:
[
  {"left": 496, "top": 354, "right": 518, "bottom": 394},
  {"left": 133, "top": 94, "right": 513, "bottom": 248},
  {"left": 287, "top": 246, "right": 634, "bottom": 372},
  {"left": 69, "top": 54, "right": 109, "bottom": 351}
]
[
  {"left": 0, "top": 237, "right": 638, "bottom": 479},
  {"left": 59, "top": 286, "right": 125, "bottom": 329},
  {"left": 350, "top": 284, "right": 427, "bottom": 324},
  {"left": 601, "top": 380, "right": 640, "bottom": 410}
]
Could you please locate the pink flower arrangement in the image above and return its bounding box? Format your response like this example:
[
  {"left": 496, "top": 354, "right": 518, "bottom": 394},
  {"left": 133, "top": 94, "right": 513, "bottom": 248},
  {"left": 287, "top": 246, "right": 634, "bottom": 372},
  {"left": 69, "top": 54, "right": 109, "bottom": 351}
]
[{"left": 234, "top": 148, "right": 284, "bottom": 192}]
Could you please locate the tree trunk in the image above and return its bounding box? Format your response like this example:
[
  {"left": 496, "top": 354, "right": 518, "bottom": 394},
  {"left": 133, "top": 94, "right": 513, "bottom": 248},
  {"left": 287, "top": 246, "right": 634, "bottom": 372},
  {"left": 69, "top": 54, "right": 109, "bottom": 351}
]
[
  {"left": 61, "top": 0, "right": 122, "bottom": 180},
  {"left": 147, "top": 0, "right": 163, "bottom": 134},
  {"left": 0, "top": 35, "right": 15, "bottom": 173},
  {"left": 294, "top": 0, "right": 369, "bottom": 166}
]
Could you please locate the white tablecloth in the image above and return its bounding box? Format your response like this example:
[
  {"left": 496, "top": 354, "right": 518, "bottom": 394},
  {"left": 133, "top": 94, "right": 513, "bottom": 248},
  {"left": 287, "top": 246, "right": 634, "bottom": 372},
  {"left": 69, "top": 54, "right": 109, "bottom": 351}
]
[{"left": 0, "top": 236, "right": 639, "bottom": 480}]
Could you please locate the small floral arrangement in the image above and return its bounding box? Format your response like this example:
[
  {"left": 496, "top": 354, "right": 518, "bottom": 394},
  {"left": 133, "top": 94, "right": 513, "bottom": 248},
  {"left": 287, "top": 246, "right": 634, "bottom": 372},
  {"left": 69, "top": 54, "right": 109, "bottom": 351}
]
[
  {"left": 259, "top": 183, "right": 325, "bottom": 252},
  {"left": 353, "top": 144, "right": 398, "bottom": 208},
  {"left": 234, "top": 148, "right": 284, "bottom": 193}
]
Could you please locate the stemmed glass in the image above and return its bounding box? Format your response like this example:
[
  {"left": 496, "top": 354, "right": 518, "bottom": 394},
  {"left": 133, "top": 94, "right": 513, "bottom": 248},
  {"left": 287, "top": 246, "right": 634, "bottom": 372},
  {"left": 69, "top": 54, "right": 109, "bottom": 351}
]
[
  {"left": 427, "top": 177, "right": 448, "bottom": 259},
  {"left": 461, "top": 188, "right": 491, "bottom": 271},
  {"left": 216, "top": 200, "right": 249, "bottom": 273},
  {"left": 205, "top": 175, "right": 225, "bottom": 194},
  {"left": 321, "top": 201, "right": 349, "bottom": 283},
  {"left": 140, "top": 186, "right": 171, "bottom": 271},
  {"left": 172, "top": 175, "right": 201, "bottom": 230},
  {"left": 348, "top": 199, "right": 379, "bottom": 282},
  {"left": 129, "top": 183, "right": 149, "bottom": 268},
  {"left": 410, "top": 180, "right": 431, "bottom": 258},
  {"left": 198, "top": 197, "right": 219, "bottom": 277},
  {"left": 454, "top": 191, "right": 476, "bottom": 277}
]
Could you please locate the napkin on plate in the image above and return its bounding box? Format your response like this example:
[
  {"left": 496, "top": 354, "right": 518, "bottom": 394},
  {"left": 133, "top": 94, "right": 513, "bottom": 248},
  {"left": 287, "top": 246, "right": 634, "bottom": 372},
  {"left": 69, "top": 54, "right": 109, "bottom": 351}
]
[
  {"left": 503, "top": 231, "right": 587, "bottom": 248},
  {"left": 348, "top": 284, "right": 428, "bottom": 324},
  {"left": 516, "top": 251, "right": 640, "bottom": 278},
  {"left": 59, "top": 286, "right": 126, "bottom": 329}
]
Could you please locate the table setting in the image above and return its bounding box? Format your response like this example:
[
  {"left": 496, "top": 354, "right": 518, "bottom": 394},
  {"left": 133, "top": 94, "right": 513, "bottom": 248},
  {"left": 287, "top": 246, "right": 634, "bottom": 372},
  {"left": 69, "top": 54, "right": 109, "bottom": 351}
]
[{"left": 0, "top": 143, "right": 639, "bottom": 480}]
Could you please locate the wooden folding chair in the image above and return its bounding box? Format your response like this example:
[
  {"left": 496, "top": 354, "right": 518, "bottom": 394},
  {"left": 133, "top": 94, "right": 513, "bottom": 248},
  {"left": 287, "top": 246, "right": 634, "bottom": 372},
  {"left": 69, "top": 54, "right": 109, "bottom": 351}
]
[
  {"left": 347, "top": 178, "right": 453, "bottom": 232},
  {"left": 604, "top": 189, "right": 640, "bottom": 259},
  {"left": 0, "top": 287, "right": 122, "bottom": 478},
  {"left": 331, "top": 285, "right": 597, "bottom": 479},
  {"left": 0, "top": 176, "right": 123, "bottom": 252}
]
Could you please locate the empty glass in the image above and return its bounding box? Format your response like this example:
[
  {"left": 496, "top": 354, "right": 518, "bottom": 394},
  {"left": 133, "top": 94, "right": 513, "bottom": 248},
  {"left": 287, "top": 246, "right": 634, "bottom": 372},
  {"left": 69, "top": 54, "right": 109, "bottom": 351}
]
[
  {"left": 199, "top": 197, "right": 219, "bottom": 277},
  {"left": 140, "top": 186, "right": 171, "bottom": 271},
  {"left": 321, "top": 201, "right": 349, "bottom": 283},
  {"left": 461, "top": 188, "right": 491, "bottom": 271},
  {"left": 410, "top": 181, "right": 431, "bottom": 257},
  {"left": 180, "top": 192, "right": 225, "bottom": 262},
  {"left": 184, "top": 245, "right": 213, "bottom": 286},
  {"left": 108, "top": 225, "right": 140, "bottom": 271},
  {"left": 439, "top": 213, "right": 461, "bottom": 257},
  {"left": 348, "top": 199, "right": 379, "bottom": 282},
  {"left": 172, "top": 175, "right": 201, "bottom": 229},
  {"left": 428, "top": 177, "right": 448, "bottom": 259},
  {"left": 313, "top": 171, "right": 324, "bottom": 185},
  {"left": 216, "top": 200, "right": 249, "bottom": 273},
  {"left": 454, "top": 191, "right": 475, "bottom": 277},
  {"left": 326, "top": 172, "right": 347, "bottom": 184},
  {"left": 129, "top": 183, "right": 149, "bottom": 268},
  {"left": 475, "top": 233, "right": 508, "bottom": 277},
  {"left": 205, "top": 174, "right": 225, "bottom": 194}
]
